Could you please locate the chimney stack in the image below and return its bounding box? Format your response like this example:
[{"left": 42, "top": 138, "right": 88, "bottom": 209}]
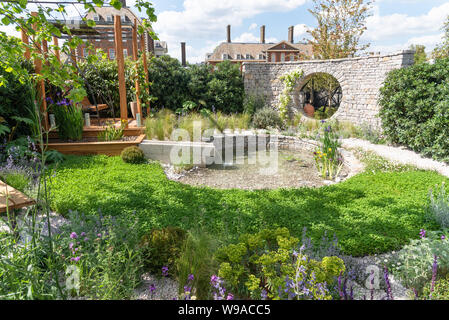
[
  {"left": 227, "top": 25, "right": 231, "bottom": 43},
  {"left": 260, "top": 25, "right": 266, "bottom": 44},
  {"left": 181, "top": 42, "right": 186, "bottom": 67},
  {"left": 288, "top": 26, "right": 294, "bottom": 43}
]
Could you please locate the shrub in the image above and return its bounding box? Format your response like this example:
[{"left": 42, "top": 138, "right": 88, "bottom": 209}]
[
  {"left": 139, "top": 226, "right": 187, "bottom": 275},
  {"left": 0, "top": 59, "right": 35, "bottom": 138},
  {"left": 215, "top": 227, "right": 344, "bottom": 299},
  {"left": 121, "top": 146, "right": 145, "bottom": 164},
  {"left": 427, "top": 183, "right": 449, "bottom": 229},
  {"left": 392, "top": 231, "right": 449, "bottom": 291},
  {"left": 0, "top": 171, "right": 31, "bottom": 193},
  {"left": 422, "top": 276, "right": 449, "bottom": 300},
  {"left": 176, "top": 230, "right": 218, "bottom": 300},
  {"left": 314, "top": 122, "right": 343, "bottom": 180},
  {"left": 251, "top": 107, "right": 283, "bottom": 129},
  {"left": 243, "top": 94, "right": 267, "bottom": 116},
  {"left": 379, "top": 59, "right": 449, "bottom": 162}
]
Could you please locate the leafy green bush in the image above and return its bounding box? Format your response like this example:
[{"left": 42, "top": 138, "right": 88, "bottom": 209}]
[
  {"left": 251, "top": 107, "right": 283, "bottom": 129},
  {"left": 139, "top": 226, "right": 187, "bottom": 275},
  {"left": 215, "top": 227, "right": 344, "bottom": 300},
  {"left": 392, "top": 231, "right": 449, "bottom": 291},
  {"left": 379, "top": 59, "right": 449, "bottom": 162},
  {"left": 121, "top": 146, "right": 145, "bottom": 164}
]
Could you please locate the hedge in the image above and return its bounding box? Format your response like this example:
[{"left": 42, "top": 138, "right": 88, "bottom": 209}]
[{"left": 379, "top": 59, "right": 449, "bottom": 162}]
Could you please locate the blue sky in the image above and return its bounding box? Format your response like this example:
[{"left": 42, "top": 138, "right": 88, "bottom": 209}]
[{"left": 1, "top": 0, "right": 448, "bottom": 63}]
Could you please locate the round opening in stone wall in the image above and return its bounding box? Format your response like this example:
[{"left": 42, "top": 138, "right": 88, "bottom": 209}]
[{"left": 297, "top": 73, "right": 342, "bottom": 120}]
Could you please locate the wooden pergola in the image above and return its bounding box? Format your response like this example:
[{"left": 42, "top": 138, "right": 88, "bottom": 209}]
[{"left": 21, "top": 12, "right": 151, "bottom": 131}]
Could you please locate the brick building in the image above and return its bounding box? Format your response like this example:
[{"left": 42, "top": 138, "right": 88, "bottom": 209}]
[
  {"left": 206, "top": 25, "right": 313, "bottom": 67},
  {"left": 76, "top": 0, "right": 158, "bottom": 60}
]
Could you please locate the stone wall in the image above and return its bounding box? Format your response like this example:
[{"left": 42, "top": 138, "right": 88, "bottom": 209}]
[{"left": 243, "top": 51, "right": 415, "bottom": 128}]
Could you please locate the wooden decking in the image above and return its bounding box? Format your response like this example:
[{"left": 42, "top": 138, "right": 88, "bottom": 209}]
[{"left": 0, "top": 181, "right": 36, "bottom": 214}]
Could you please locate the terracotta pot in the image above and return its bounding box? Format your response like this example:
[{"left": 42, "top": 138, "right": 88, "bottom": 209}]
[
  {"left": 130, "top": 101, "right": 138, "bottom": 119},
  {"left": 304, "top": 103, "right": 315, "bottom": 117}
]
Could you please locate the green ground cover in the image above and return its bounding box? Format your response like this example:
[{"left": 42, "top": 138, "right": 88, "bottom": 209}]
[{"left": 49, "top": 155, "right": 448, "bottom": 257}]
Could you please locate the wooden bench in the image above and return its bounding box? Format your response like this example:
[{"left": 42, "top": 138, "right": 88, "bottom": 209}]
[
  {"left": 0, "top": 180, "right": 36, "bottom": 214},
  {"left": 80, "top": 96, "right": 109, "bottom": 114}
]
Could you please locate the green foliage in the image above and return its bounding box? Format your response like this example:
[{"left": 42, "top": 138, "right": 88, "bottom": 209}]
[
  {"left": 207, "top": 61, "right": 244, "bottom": 114},
  {"left": 215, "top": 228, "right": 343, "bottom": 299},
  {"left": 392, "top": 231, "right": 449, "bottom": 291},
  {"left": 278, "top": 69, "right": 304, "bottom": 122},
  {"left": 176, "top": 230, "right": 218, "bottom": 300},
  {"left": 422, "top": 276, "right": 449, "bottom": 300},
  {"left": 379, "top": 59, "right": 449, "bottom": 162},
  {"left": 49, "top": 102, "right": 83, "bottom": 141},
  {"left": 139, "top": 226, "right": 187, "bottom": 275},
  {"left": 409, "top": 44, "right": 427, "bottom": 65},
  {"left": 120, "top": 146, "right": 146, "bottom": 164},
  {"left": 0, "top": 61, "right": 35, "bottom": 138},
  {"left": 251, "top": 107, "right": 283, "bottom": 129},
  {"left": 98, "top": 120, "right": 126, "bottom": 142},
  {"left": 432, "top": 15, "right": 449, "bottom": 60},
  {"left": 243, "top": 93, "right": 267, "bottom": 116},
  {"left": 427, "top": 183, "right": 449, "bottom": 229},
  {"left": 0, "top": 171, "right": 31, "bottom": 193},
  {"left": 314, "top": 122, "right": 343, "bottom": 179},
  {"left": 49, "top": 155, "right": 449, "bottom": 257}
]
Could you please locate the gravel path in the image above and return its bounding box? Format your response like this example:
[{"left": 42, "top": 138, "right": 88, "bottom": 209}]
[{"left": 341, "top": 138, "right": 449, "bottom": 178}]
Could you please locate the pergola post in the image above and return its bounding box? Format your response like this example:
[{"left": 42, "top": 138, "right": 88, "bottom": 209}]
[
  {"left": 114, "top": 15, "right": 128, "bottom": 126},
  {"left": 132, "top": 18, "right": 142, "bottom": 117},
  {"left": 31, "top": 12, "right": 49, "bottom": 131},
  {"left": 21, "top": 28, "right": 31, "bottom": 60},
  {"left": 53, "top": 36, "right": 60, "bottom": 62},
  {"left": 140, "top": 33, "right": 150, "bottom": 116}
]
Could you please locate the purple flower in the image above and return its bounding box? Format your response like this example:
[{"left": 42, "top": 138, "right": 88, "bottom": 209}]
[
  {"left": 69, "top": 242, "right": 74, "bottom": 249},
  {"left": 188, "top": 274, "right": 194, "bottom": 282},
  {"left": 442, "top": 235, "right": 446, "bottom": 240},
  {"left": 162, "top": 266, "right": 169, "bottom": 277},
  {"left": 70, "top": 256, "right": 81, "bottom": 262},
  {"left": 184, "top": 286, "right": 191, "bottom": 293},
  {"left": 80, "top": 232, "right": 86, "bottom": 237},
  {"left": 430, "top": 255, "right": 438, "bottom": 299},
  {"left": 261, "top": 289, "right": 268, "bottom": 300},
  {"left": 149, "top": 284, "right": 156, "bottom": 294},
  {"left": 97, "top": 233, "right": 102, "bottom": 238},
  {"left": 419, "top": 229, "right": 426, "bottom": 239},
  {"left": 84, "top": 237, "right": 89, "bottom": 242},
  {"left": 210, "top": 275, "right": 219, "bottom": 287},
  {"left": 384, "top": 266, "right": 393, "bottom": 300},
  {"left": 70, "top": 232, "right": 78, "bottom": 239},
  {"left": 226, "top": 294, "right": 234, "bottom": 300}
]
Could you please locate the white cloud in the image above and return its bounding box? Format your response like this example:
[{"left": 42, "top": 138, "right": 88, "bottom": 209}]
[
  {"left": 233, "top": 32, "right": 277, "bottom": 43},
  {"left": 364, "top": 3, "right": 449, "bottom": 42},
  {"left": 293, "top": 23, "right": 310, "bottom": 41},
  {"left": 249, "top": 23, "right": 258, "bottom": 30}
]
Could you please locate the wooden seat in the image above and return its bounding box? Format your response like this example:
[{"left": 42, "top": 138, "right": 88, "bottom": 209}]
[
  {"left": 0, "top": 180, "right": 36, "bottom": 213},
  {"left": 80, "top": 96, "right": 109, "bottom": 113}
]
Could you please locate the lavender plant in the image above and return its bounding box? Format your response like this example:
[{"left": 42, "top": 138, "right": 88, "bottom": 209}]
[{"left": 427, "top": 183, "right": 449, "bottom": 229}]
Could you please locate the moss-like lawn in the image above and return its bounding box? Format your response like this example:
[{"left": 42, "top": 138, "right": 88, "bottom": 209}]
[{"left": 49, "top": 155, "right": 448, "bottom": 256}]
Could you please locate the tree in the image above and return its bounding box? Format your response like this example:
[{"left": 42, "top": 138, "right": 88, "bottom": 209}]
[
  {"left": 409, "top": 45, "right": 427, "bottom": 64},
  {"left": 307, "top": 0, "right": 373, "bottom": 59},
  {"left": 432, "top": 15, "right": 449, "bottom": 60}
]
